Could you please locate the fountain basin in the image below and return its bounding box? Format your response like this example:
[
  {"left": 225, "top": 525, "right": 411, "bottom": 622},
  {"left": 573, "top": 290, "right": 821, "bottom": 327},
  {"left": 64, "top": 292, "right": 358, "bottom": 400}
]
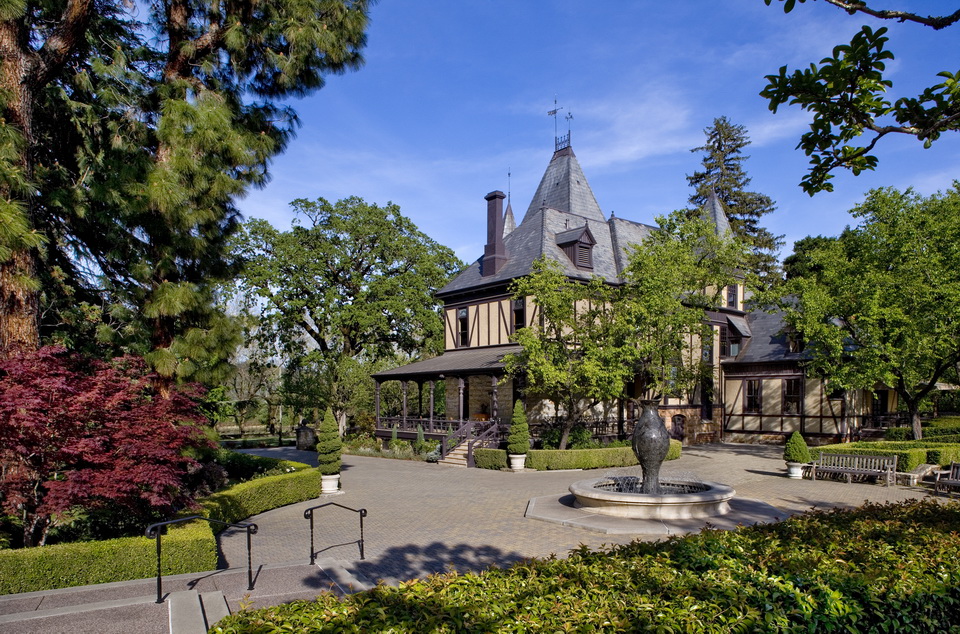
[{"left": 569, "top": 477, "right": 735, "bottom": 520}]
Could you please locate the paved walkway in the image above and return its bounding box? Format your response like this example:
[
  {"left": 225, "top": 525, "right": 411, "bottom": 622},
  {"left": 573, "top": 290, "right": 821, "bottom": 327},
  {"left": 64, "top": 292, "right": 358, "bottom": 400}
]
[{"left": 0, "top": 444, "right": 937, "bottom": 632}]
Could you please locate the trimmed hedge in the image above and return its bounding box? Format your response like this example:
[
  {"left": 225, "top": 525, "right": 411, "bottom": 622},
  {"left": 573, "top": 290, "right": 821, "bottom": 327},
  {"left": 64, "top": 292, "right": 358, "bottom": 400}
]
[
  {"left": 474, "top": 441, "right": 681, "bottom": 471},
  {"left": 213, "top": 499, "right": 960, "bottom": 633},
  {"left": 0, "top": 519, "right": 215, "bottom": 596},
  {"left": 810, "top": 440, "right": 960, "bottom": 471},
  {"left": 0, "top": 468, "right": 321, "bottom": 595},
  {"left": 215, "top": 448, "right": 310, "bottom": 482}
]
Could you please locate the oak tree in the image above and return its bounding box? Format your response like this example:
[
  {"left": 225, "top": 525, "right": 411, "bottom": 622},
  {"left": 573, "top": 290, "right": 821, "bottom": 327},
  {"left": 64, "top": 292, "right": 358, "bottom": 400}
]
[
  {"left": 768, "top": 186, "right": 960, "bottom": 439},
  {"left": 231, "top": 197, "right": 462, "bottom": 430}
]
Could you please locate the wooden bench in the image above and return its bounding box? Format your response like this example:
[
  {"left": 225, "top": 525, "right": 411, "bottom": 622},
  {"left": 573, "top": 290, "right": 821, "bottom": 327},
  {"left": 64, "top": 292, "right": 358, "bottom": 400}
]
[
  {"left": 935, "top": 462, "right": 960, "bottom": 496},
  {"left": 811, "top": 453, "right": 898, "bottom": 486}
]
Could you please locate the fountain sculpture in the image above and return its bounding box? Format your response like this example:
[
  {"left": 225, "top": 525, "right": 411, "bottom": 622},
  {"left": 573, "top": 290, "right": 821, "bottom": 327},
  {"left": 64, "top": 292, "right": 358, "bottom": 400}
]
[{"left": 569, "top": 399, "right": 734, "bottom": 520}]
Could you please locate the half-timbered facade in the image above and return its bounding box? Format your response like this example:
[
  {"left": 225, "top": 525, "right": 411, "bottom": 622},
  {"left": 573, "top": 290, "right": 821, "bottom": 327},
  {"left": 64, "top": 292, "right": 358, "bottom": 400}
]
[{"left": 371, "top": 139, "right": 880, "bottom": 458}]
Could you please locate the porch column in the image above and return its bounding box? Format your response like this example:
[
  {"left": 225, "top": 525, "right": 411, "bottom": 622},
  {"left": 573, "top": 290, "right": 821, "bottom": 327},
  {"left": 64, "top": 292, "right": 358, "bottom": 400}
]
[
  {"left": 374, "top": 381, "right": 381, "bottom": 426},
  {"left": 458, "top": 377, "right": 465, "bottom": 421},
  {"left": 417, "top": 381, "right": 424, "bottom": 419},
  {"left": 402, "top": 381, "right": 408, "bottom": 427},
  {"left": 491, "top": 376, "right": 499, "bottom": 420},
  {"left": 428, "top": 381, "right": 435, "bottom": 432}
]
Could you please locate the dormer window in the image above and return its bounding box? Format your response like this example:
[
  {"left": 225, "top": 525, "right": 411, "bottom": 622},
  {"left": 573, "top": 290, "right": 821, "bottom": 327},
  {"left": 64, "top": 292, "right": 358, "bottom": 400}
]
[{"left": 556, "top": 225, "right": 596, "bottom": 271}]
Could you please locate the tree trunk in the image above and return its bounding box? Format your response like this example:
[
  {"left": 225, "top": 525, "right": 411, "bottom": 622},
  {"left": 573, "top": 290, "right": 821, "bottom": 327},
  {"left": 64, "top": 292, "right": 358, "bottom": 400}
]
[
  {"left": 0, "top": 250, "right": 40, "bottom": 356},
  {"left": 910, "top": 404, "right": 923, "bottom": 441}
]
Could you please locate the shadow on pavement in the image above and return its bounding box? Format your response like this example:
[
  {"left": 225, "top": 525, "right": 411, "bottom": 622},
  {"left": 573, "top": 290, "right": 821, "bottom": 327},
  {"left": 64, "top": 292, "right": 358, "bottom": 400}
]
[{"left": 355, "top": 541, "right": 528, "bottom": 585}]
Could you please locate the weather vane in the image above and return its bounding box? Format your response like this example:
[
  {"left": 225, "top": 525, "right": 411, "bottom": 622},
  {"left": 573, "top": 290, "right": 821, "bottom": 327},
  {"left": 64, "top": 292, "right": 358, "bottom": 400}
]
[
  {"left": 549, "top": 97, "right": 573, "bottom": 152},
  {"left": 547, "top": 97, "right": 564, "bottom": 140}
]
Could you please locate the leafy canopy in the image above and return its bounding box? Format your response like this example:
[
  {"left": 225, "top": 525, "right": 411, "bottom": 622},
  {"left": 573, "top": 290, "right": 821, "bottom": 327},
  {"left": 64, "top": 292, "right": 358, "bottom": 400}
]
[
  {"left": 764, "top": 185, "right": 960, "bottom": 439},
  {"left": 762, "top": 0, "right": 960, "bottom": 193},
  {"left": 231, "top": 197, "right": 462, "bottom": 425}
]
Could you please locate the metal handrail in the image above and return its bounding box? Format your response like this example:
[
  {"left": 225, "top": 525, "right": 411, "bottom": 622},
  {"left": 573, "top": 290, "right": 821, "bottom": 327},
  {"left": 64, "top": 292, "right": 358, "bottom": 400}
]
[
  {"left": 144, "top": 516, "right": 258, "bottom": 604},
  {"left": 303, "top": 502, "right": 367, "bottom": 565}
]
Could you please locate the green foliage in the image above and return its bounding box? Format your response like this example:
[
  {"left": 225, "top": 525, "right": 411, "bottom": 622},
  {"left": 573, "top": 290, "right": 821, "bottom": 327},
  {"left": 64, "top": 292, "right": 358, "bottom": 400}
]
[
  {"left": 506, "top": 401, "right": 530, "bottom": 455},
  {"left": 765, "top": 187, "right": 960, "bottom": 441},
  {"left": 214, "top": 448, "right": 309, "bottom": 482},
  {"left": 217, "top": 498, "right": 960, "bottom": 633},
  {"left": 782, "top": 235, "right": 837, "bottom": 280},
  {"left": 0, "top": 468, "right": 319, "bottom": 594},
  {"left": 783, "top": 431, "right": 811, "bottom": 463},
  {"left": 475, "top": 442, "right": 681, "bottom": 471},
  {"left": 201, "top": 469, "right": 321, "bottom": 527},
  {"left": 315, "top": 408, "right": 342, "bottom": 476},
  {"left": 885, "top": 427, "right": 912, "bottom": 441},
  {"left": 2, "top": 0, "right": 372, "bottom": 362},
  {"left": 762, "top": 2, "right": 960, "bottom": 194},
  {"left": 687, "top": 116, "right": 783, "bottom": 284},
  {"left": 473, "top": 448, "right": 508, "bottom": 470},
  {"left": 230, "top": 197, "right": 462, "bottom": 423},
  {"left": 0, "top": 521, "right": 215, "bottom": 596}
]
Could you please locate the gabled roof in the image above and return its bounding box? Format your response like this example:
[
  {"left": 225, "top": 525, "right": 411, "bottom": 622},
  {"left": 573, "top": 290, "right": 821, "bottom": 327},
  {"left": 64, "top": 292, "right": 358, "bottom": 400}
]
[
  {"left": 555, "top": 224, "right": 595, "bottom": 246},
  {"left": 371, "top": 345, "right": 521, "bottom": 380},
  {"left": 523, "top": 146, "right": 605, "bottom": 223}
]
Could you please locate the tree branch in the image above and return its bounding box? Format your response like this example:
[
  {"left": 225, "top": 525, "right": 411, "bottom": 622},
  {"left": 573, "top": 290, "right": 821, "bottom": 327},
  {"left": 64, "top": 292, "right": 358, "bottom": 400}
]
[
  {"left": 821, "top": 1, "right": 960, "bottom": 30},
  {"left": 34, "top": 0, "right": 95, "bottom": 88}
]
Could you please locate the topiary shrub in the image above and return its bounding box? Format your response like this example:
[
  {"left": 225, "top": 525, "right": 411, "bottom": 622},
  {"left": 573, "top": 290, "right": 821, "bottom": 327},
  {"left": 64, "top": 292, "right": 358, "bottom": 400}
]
[
  {"left": 885, "top": 427, "right": 912, "bottom": 441},
  {"left": 783, "top": 431, "right": 811, "bottom": 463},
  {"left": 316, "top": 408, "right": 342, "bottom": 476},
  {"left": 507, "top": 400, "right": 530, "bottom": 455}
]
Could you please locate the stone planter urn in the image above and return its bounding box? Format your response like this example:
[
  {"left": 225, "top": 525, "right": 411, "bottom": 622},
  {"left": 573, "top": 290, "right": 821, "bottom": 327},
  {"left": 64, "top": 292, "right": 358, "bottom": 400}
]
[
  {"left": 631, "top": 399, "right": 671, "bottom": 494},
  {"left": 508, "top": 454, "right": 527, "bottom": 471},
  {"left": 785, "top": 462, "right": 805, "bottom": 479},
  {"left": 320, "top": 473, "right": 342, "bottom": 495}
]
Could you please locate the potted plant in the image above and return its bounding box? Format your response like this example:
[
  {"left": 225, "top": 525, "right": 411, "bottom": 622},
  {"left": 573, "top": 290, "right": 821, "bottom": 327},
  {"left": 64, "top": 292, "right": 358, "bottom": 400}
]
[
  {"left": 316, "top": 407, "right": 343, "bottom": 494},
  {"left": 507, "top": 400, "right": 530, "bottom": 471},
  {"left": 783, "top": 430, "right": 811, "bottom": 479}
]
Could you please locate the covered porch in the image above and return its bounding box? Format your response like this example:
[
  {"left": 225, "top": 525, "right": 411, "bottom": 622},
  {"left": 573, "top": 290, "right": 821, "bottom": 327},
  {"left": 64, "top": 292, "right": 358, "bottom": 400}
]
[{"left": 370, "top": 346, "right": 521, "bottom": 455}]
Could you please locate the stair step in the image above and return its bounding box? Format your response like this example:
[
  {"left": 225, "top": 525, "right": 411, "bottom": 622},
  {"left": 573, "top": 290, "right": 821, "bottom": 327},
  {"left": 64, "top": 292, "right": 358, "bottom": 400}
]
[
  {"left": 200, "top": 591, "right": 230, "bottom": 628},
  {"left": 314, "top": 558, "right": 375, "bottom": 595},
  {"left": 168, "top": 590, "right": 205, "bottom": 634}
]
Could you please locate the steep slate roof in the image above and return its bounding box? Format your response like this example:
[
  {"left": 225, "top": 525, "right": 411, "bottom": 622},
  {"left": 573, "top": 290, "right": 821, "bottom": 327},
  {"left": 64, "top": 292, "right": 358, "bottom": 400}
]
[
  {"left": 704, "top": 191, "right": 733, "bottom": 236},
  {"left": 523, "top": 146, "right": 605, "bottom": 222},
  {"left": 726, "top": 307, "right": 803, "bottom": 365},
  {"left": 438, "top": 145, "right": 658, "bottom": 298}
]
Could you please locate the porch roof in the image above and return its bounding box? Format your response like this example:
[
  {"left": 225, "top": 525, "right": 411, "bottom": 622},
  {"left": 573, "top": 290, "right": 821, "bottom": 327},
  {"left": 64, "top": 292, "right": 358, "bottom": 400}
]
[{"left": 372, "top": 345, "right": 522, "bottom": 381}]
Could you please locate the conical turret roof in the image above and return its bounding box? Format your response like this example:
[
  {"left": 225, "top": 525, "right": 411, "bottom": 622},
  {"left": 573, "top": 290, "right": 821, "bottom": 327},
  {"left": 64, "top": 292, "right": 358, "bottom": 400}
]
[{"left": 523, "top": 146, "right": 605, "bottom": 222}]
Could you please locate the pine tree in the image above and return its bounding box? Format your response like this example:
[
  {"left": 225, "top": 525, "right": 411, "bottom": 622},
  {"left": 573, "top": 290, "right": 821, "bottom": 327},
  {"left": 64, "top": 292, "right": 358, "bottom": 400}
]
[
  {"left": 687, "top": 117, "right": 784, "bottom": 286},
  {"left": 0, "top": 1, "right": 372, "bottom": 371}
]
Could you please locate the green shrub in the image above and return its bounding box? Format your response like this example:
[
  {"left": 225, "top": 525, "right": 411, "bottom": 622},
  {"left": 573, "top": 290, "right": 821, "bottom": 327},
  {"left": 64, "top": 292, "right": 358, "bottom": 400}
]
[
  {"left": 473, "top": 448, "right": 508, "bottom": 470},
  {"left": 216, "top": 499, "right": 960, "bottom": 633},
  {"left": 388, "top": 439, "right": 414, "bottom": 458},
  {"left": 783, "top": 431, "right": 811, "bottom": 463},
  {"left": 0, "top": 468, "right": 321, "bottom": 595},
  {"left": 202, "top": 469, "right": 321, "bottom": 527},
  {"left": 316, "top": 408, "right": 342, "bottom": 476},
  {"left": 474, "top": 441, "right": 681, "bottom": 471},
  {"left": 506, "top": 400, "right": 530, "bottom": 455},
  {"left": 413, "top": 439, "right": 439, "bottom": 456},
  {"left": 214, "top": 448, "right": 309, "bottom": 482},
  {"left": 0, "top": 520, "right": 215, "bottom": 595},
  {"left": 540, "top": 424, "right": 592, "bottom": 449},
  {"left": 810, "top": 443, "right": 927, "bottom": 471},
  {"left": 885, "top": 426, "right": 912, "bottom": 441}
]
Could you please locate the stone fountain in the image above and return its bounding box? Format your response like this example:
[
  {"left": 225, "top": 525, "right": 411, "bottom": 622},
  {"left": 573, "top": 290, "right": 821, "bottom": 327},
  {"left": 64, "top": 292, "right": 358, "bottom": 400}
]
[{"left": 568, "top": 400, "right": 734, "bottom": 520}]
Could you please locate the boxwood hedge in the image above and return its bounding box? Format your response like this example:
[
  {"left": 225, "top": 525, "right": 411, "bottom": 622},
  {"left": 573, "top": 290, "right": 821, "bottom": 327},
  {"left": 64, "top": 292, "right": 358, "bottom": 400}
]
[
  {"left": 0, "top": 465, "right": 319, "bottom": 595},
  {"left": 474, "top": 441, "right": 681, "bottom": 471},
  {"left": 213, "top": 499, "right": 960, "bottom": 633}
]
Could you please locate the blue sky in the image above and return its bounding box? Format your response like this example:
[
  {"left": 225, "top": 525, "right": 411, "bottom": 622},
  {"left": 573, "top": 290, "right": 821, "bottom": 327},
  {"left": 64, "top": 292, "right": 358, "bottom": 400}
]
[{"left": 238, "top": 1, "right": 960, "bottom": 263}]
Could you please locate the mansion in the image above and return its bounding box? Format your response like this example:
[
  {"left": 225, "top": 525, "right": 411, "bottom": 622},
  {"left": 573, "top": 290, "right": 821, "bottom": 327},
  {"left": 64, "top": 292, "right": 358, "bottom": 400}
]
[{"left": 372, "top": 138, "right": 891, "bottom": 458}]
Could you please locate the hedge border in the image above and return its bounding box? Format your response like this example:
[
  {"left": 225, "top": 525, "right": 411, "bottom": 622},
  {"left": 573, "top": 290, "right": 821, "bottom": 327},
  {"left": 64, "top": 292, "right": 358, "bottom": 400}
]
[
  {"left": 0, "top": 467, "right": 321, "bottom": 595},
  {"left": 474, "top": 441, "right": 682, "bottom": 471}
]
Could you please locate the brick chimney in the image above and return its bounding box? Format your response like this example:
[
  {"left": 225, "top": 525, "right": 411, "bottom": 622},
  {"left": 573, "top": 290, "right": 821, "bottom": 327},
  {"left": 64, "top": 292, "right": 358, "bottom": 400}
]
[{"left": 481, "top": 190, "right": 508, "bottom": 277}]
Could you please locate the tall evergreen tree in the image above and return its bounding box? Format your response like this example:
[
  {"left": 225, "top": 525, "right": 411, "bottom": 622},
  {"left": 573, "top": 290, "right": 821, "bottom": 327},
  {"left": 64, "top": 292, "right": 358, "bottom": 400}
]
[
  {"left": 0, "top": 1, "right": 372, "bottom": 378},
  {"left": 687, "top": 117, "right": 784, "bottom": 286}
]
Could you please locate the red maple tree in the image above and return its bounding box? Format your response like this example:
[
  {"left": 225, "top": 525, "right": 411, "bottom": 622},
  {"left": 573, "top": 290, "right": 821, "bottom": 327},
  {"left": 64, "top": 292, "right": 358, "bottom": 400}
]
[{"left": 0, "top": 347, "right": 213, "bottom": 547}]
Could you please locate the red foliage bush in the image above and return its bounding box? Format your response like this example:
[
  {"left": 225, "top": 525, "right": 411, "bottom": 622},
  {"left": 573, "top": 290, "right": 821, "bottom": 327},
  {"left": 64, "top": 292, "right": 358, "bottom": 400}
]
[{"left": 0, "top": 347, "right": 213, "bottom": 546}]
